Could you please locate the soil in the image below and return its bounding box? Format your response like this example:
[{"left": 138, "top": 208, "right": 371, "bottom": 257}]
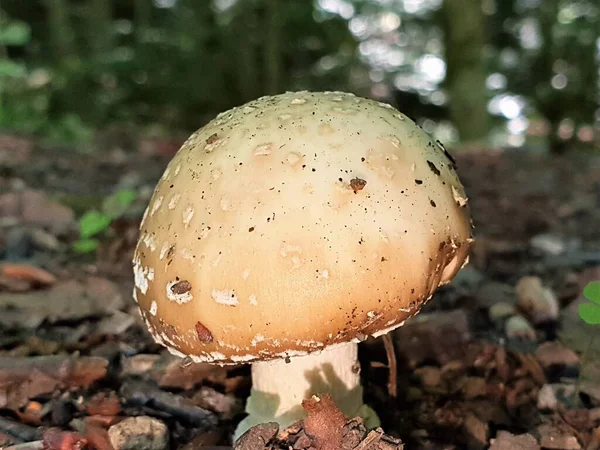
[{"left": 1, "top": 134, "right": 599, "bottom": 450}]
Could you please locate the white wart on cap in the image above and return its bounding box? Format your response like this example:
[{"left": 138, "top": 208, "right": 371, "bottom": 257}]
[{"left": 133, "top": 91, "right": 473, "bottom": 364}]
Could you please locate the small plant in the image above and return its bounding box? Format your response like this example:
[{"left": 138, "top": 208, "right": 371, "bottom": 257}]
[
  {"left": 574, "top": 281, "right": 600, "bottom": 407},
  {"left": 578, "top": 281, "right": 600, "bottom": 324},
  {"left": 72, "top": 190, "right": 136, "bottom": 253}
]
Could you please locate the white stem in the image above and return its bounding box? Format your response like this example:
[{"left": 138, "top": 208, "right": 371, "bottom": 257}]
[{"left": 233, "top": 342, "right": 380, "bottom": 441}]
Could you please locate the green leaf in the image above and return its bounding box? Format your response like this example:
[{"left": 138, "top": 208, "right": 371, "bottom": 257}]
[
  {"left": 583, "top": 281, "right": 600, "bottom": 305},
  {"left": 79, "top": 210, "right": 112, "bottom": 238},
  {"left": 0, "top": 60, "right": 27, "bottom": 78},
  {"left": 578, "top": 302, "right": 600, "bottom": 325},
  {"left": 0, "top": 21, "right": 31, "bottom": 46},
  {"left": 102, "top": 190, "right": 136, "bottom": 219},
  {"left": 72, "top": 238, "right": 100, "bottom": 254}
]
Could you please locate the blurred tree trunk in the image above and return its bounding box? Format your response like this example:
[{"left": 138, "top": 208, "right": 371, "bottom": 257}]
[
  {"left": 263, "top": 0, "right": 282, "bottom": 94},
  {"left": 45, "top": 0, "right": 75, "bottom": 60},
  {"left": 440, "top": 0, "right": 489, "bottom": 143},
  {"left": 87, "top": 0, "right": 113, "bottom": 56},
  {"left": 534, "top": 0, "right": 563, "bottom": 153},
  {"left": 133, "top": 0, "right": 150, "bottom": 44}
]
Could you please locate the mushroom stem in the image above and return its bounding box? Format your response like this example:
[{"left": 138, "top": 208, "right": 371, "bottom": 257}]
[{"left": 233, "top": 342, "right": 380, "bottom": 440}]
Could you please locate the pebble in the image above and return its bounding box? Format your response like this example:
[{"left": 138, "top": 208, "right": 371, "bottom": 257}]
[
  {"left": 489, "top": 302, "right": 517, "bottom": 322},
  {"left": 534, "top": 341, "right": 579, "bottom": 370},
  {"left": 30, "top": 228, "right": 61, "bottom": 251},
  {"left": 505, "top": 315, "right": 536, "bottom": 340},
  {"left": 462, "top": 413, "right": 489, "bottom": 450},
  {"left": 537, "top": 384, "right": 559, "bottom": 411},
  {"left": 516, "top": 276, "right": 559, "bottom": 324},
  {"left": 414, "top": 366, "right": 441, "bottom": 389},
  {"left": 537, "top": 424, "right": 581, "bottom": 449},
  {"left": 530, "top": 233, "right": 568, "bottom": 255},
  {"left": 489, "top": 431, "right": 540, "bottom": 450},
  {"left": 108, "top": 416, "right": 169, "bottom": 450}
]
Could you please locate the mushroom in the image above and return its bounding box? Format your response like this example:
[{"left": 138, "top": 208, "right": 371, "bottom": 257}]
[{"left": 132, "top": 91, "right": 473, "bottom": 441}]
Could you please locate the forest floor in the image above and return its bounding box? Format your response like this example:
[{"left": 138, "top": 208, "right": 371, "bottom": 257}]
[{"left": 0, "top": 133, "right": 599, "bottom": 450}]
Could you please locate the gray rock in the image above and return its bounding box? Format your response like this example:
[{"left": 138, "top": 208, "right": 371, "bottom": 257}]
[
  {"left": 108, "top": 416, "right": 169, "bottom": 450},
  {"left": 505, "top": 315, "right": 536, "bottom": 340},
  {"left": 489, "top": 431, "right": 539, "bottom": 450}
]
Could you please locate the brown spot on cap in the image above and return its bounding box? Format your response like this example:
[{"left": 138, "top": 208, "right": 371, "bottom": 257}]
[
  {"left": 206, "top": 133, "right": 218, "bottom": 144},
  {"left": 195, "top": 321, "right": 214, "bottom": 343},
  {"left": 415, "top": 179, "right": 423, "bottom": 185},
  {"left": 349, "top": 177, "right": 367, "bottom": 193},
  {"left": 166, "top": 245, "right": 175, "bottom": 259},
  {"left": 427, "top": 160, "right": 440, "bottom": 176},
  {"left": 171, "top": 280, "right": 192, "bottom": 295}
]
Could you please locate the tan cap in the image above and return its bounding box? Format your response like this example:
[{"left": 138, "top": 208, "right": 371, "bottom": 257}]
[{"left": 133, "top": 91, "right": 473, "bottom": 364}]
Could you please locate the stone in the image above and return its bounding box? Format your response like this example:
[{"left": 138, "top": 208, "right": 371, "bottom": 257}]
[
  {"left": 108, "top": 416, "right": 169, "bottom": 450},
  {"left": 488, "top": 431, "right": 539, "bottom": 450},
  {"left": 516, "top": 276, "right": 559, "bottom": 324}
]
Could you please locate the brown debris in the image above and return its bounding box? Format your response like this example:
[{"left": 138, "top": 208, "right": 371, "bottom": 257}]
[
  {"left": 535, "top": 341, "right": 580, "bottom": 370},
  {"left": 41, "top": 429, "right": 87, "bottom": 450},
  {"left": 1, "top": 264, "right": 57, "bottom": 286},
  {"left": 0, "top": 355, "right": 108, "bottom": 409},
  {"left": 0, "top": 277, "right": 124, "bottom": 328},
  {"left": 120, "top": 352, "right": 227, "bottom": 390},
  {"left": 349, "top": 177, "right": 367, "bottom": 193},
  {"left": 302, "top": 394, "right": 346, "bottom": 450},
  {"left": 233, "top": 422, "right": 279, "bottom": 450},
  {"left": 119, "top": 379, "right": 217, "bottom": 427},
  {"left": 233, "top": 416, "right": 403, "bottom": 450},
  {"left": 537, "top": 423, "right": 581, "bottom": 449},
  {"left": 170, "top": 280, "right": 191, "bottom": 295},
  {"left": 392, "top": 309, "right": 471, "bottom": 367},
  {"left": 195, "top": 321, "right": 214, "bottom": 343},
  {"left": 86, "top": 392, "right": 121, "bottom": 417},
  {"left": 489, "top": 431, "right": 540, "bottom": 450}
]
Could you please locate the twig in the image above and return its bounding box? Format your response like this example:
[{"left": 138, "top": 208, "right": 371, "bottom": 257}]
[
  {"left": 3, "top": 441, "right": 44, "bottom": 450},
  {"left": 382, "top": 334, "right": 397, "bottom": 398},
  {"left": 0, "top": 416, "right": 42, "bottom": 443},
  {"left": 120, "top": 379, "right": 218, "bottom": 427},
  {"left": 354, "top": 429, "right": 383, "bottom": 450}
]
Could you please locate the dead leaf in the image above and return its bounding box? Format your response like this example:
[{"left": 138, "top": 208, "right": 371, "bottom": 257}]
[
  {"left": 302, "top": 394, "right": 346, "bottom": 450},
  {"left": 41, "top": 428, "right": 87, "bottom": 450},
  {"left": 1, "top": 264, "right": 57, "bottom": 286},
  {"left": 0, "top": 355, "right": 108, "bottom": 410},
  {"left": 86, "top": 392, "right": 121, "bottom": 417},
  {"left": 0, "top": 276, "right": 124, "bottom": 328}
]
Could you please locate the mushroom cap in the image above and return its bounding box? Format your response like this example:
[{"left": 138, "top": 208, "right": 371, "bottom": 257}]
[{"left": 133, "top": 91, "right": 473, "bottom": 364}]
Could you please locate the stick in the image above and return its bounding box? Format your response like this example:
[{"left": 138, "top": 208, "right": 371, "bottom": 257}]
[{"left": 382, "top": 335, "right": 398, "bottom": 398}]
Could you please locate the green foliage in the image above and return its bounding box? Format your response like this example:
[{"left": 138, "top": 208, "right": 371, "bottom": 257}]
[
  {"left": 0, "top": 59, "right": 25, "bottom": 78},
  {"left": 72, "top": 238, "right": 101, "bottom": 254},
  {"left": 0, "top": 0, "right": 597, "bottom": 150},
  {"left": 0, "top": 20, "right": 30, "bottom": 45},
  {"left": 72, "top": 189, "right": 136, "bottom": 254},
  {"left": 44, "top": 114, "right": 93, "bottom": 145},
  {"left": 579, "top": 281, "right": 600, "bottom": 325},
  {"left": 79, "top": 210, "right": 112, "bottom": 239},
  {"left": 102, "top": 190, "right": 136, "bottom": 218}
]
